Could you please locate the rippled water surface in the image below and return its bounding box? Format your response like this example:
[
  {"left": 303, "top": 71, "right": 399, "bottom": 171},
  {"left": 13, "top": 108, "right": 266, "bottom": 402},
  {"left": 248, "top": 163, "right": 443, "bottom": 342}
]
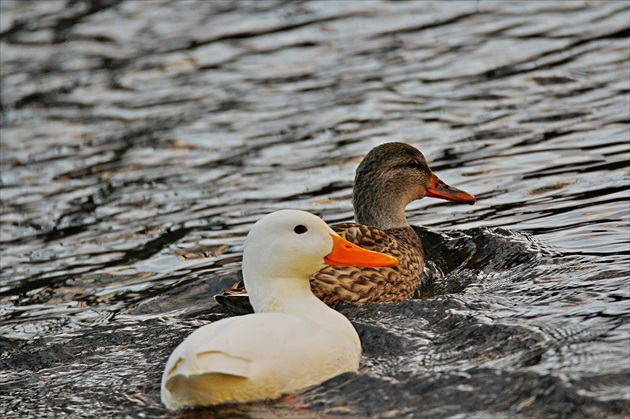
[{"left": 1, "top": 1, "right": 629, "bottom": 417}]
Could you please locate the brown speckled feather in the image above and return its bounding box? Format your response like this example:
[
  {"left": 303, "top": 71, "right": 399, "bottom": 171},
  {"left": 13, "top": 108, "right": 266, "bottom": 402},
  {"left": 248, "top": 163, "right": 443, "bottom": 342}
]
[{"left": 312, "top": 223, "right": 423, "bottom": 306}]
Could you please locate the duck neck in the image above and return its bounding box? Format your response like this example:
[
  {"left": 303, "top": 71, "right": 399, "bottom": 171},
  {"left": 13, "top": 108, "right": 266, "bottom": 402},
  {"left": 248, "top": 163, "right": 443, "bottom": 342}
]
[
  {"left": 353, "top": 178, "right": 411, "bottom": 230},
  {"left": 245, "top": 274, "right": 327, "bottom": 314}
]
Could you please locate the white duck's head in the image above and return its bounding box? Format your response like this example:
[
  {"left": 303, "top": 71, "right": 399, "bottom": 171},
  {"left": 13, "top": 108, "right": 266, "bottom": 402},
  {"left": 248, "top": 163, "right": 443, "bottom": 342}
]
[{"left": 242, "top": 210, "right": 397, "bottom": 313}]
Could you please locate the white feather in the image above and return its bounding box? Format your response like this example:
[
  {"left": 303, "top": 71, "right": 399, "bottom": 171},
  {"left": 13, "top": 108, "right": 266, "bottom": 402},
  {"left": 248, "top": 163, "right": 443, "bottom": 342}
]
[{"left": 161, "top": 210, "right": 362, "bottom": 410}]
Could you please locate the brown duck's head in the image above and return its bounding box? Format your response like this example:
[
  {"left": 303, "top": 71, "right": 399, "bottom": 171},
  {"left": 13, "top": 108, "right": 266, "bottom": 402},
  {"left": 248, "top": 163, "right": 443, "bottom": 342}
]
[{"left": 352, "top": 142, "right": 475, "bottom": 229}]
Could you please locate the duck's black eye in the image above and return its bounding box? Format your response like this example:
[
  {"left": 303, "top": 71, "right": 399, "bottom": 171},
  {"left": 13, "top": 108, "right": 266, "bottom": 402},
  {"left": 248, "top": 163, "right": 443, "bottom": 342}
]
[
  {"left": 406, "top": 160, "right": 419, "bottom": 169},
  {"left": 294, "top": 225, "right": 308, "bottom": 234}
]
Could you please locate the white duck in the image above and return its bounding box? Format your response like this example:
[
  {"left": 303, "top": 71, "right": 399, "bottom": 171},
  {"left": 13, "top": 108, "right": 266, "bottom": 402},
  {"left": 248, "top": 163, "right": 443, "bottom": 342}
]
[{"left": 161, "top": 209, "right": 398, "bottom": 410}]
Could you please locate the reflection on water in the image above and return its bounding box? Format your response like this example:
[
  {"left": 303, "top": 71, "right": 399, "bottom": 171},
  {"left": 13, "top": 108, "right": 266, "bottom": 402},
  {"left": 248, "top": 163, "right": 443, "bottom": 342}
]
[{"left": 1, "top": 0, "right": 629, "bottom": 417}]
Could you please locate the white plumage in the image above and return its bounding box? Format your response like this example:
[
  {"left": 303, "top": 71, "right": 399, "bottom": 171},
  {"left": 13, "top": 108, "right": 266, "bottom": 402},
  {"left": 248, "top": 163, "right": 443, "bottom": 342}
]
[{"left": 161, "top": 210, "right": 397, "bottom": 410}]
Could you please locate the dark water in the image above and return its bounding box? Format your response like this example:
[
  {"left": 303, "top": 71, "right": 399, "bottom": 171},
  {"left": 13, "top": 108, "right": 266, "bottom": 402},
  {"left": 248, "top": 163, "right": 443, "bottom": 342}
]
[{"left": 1, "top": 0, "right": 629, "bottom": 417}]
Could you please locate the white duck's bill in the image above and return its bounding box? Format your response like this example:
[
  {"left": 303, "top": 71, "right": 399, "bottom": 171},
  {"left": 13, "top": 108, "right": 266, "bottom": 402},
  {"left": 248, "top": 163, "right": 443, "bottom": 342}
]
[{"left": 323, "top": 233, "right": 398, "bottom": 267}]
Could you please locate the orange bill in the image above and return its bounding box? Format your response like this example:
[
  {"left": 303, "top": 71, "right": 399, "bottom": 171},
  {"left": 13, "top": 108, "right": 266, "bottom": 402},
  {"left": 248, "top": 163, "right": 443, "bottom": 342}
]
[
  {"left": 324, "top": 234, "right": 398, "bottom": 267},
  {"left": 425, "top": 173, "right": 476, "bottom": 204}
]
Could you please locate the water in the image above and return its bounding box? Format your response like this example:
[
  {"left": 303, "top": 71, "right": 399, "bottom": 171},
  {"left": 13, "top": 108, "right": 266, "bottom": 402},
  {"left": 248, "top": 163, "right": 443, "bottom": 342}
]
[{"left": 1, "top": 0, "right": 629, "bottom": 417}]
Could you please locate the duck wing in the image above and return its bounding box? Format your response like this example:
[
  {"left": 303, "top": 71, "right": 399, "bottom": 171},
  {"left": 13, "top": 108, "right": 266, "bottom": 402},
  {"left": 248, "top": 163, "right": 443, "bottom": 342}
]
[
  {"left": 214, "top": 280, "right": 252, "bottom": 315},
  {"left": 161, "top": 313, "right": 359, "bottom": 408},
  {"left": 311, "top": 223, "right": 424, "bottom": 306}
]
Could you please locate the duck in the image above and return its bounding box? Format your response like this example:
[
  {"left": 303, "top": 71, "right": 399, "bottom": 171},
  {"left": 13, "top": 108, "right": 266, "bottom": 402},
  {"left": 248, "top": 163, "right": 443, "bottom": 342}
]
[
  {"left": 161, "top": 210, "right": 398, "bottom": 410},
  {"left": 215, "top": 142, "right": 475, "bottom": 314}
]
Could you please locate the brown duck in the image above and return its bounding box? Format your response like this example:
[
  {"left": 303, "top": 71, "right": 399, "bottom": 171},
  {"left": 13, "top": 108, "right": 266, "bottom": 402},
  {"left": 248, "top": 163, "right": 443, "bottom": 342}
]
[{"left": 216, "top": 142, "right": 475, "bottom": 314}]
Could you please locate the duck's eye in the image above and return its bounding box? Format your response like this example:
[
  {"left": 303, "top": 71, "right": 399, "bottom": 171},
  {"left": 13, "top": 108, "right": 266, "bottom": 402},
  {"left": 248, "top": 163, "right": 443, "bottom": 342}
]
[
  {"left": 406, "top": 160, "right": 419, "bottom": 169},
  {"left": 294, "top": 225, "right": 308, "bottom": 234}
]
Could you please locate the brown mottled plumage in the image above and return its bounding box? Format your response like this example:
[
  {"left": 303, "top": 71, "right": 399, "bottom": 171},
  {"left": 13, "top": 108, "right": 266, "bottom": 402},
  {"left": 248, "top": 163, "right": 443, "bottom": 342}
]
[
  {"left": 312, "top": 223, "right": 423, "bottom": 306},
  {"left": 215, "top": 142, "right": 475, "bottom": 315}
]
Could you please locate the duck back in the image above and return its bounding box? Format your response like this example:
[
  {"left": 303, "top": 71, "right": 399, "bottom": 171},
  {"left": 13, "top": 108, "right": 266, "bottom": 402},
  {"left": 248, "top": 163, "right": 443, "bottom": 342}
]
[{"left": 310, "top": 223, "right": 424, "bottom": 305}]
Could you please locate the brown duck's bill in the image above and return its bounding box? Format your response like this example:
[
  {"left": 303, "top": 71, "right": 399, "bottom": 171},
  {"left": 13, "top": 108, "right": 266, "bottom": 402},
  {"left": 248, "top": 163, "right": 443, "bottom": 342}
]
[
  {"left": 425, "top": 173, "right": 476, "bottom": 204},
  {"left": 324, "top": 234, "right": 398, "bottom": 267}
]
